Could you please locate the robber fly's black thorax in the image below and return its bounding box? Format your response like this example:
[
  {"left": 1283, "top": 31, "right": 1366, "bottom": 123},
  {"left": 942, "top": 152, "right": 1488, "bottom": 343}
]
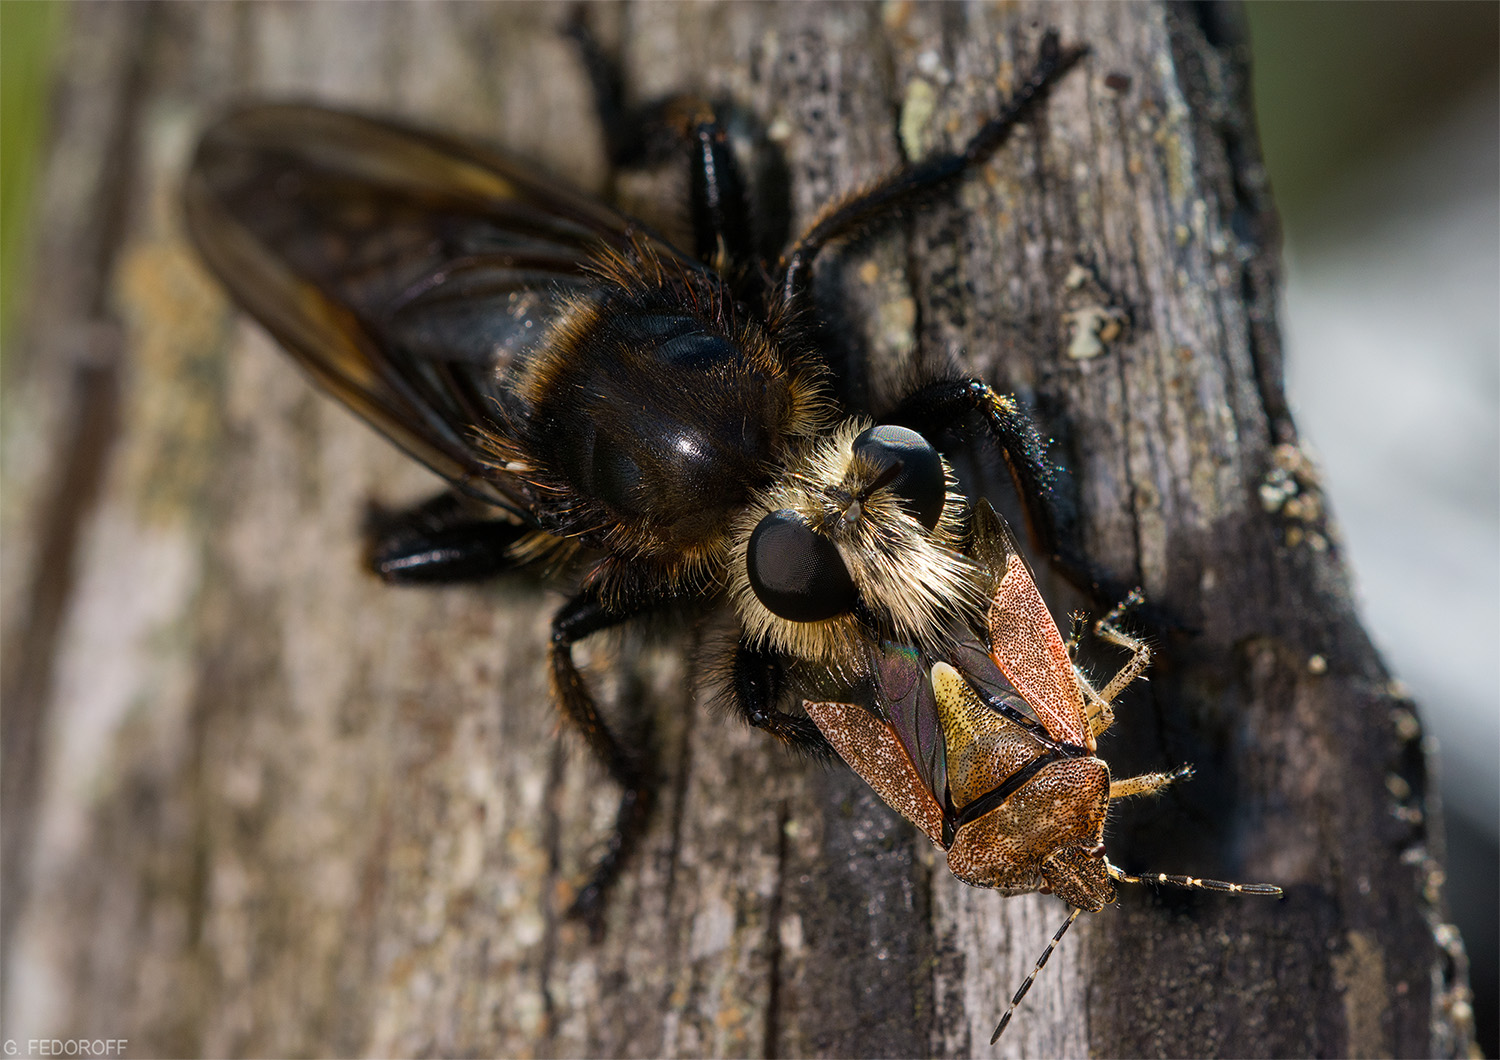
[{"left": 512, "top": 263, "right": 820, "bottom": 564}]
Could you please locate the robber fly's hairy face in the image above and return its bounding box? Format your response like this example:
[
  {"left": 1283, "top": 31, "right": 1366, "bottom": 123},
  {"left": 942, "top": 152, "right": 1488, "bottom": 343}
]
[{"left": 727, "top": 419, "right": 988, "bottom": 670}]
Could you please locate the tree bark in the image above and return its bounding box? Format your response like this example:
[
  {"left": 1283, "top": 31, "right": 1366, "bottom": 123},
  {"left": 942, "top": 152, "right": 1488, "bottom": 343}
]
[{"left": 1, "top": 2, "right": 1475, "bottom": 1057}]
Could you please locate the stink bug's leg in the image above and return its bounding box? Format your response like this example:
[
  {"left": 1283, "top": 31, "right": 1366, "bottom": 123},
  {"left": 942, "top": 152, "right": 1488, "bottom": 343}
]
[
  {"left": 550, "top": 589, "right": 659, "bottom": 933},
  {"left": 991, "top": 905, "right": 1084, "bottom": 1043},
  {"left": 1094, "top": 588, "right": 1150, "bottom": 704},
  {"left": 1093, "top": 638, "right": 1150, "bottom": 706},
  {"left": 1096, "top": 586, "right": 1145, "bottom": 630},
  {"left": 1107, "top": 861, "right": 1284, "bottom": 898},
  {"left": 1110, "top": 763, "right": 1193, "bottom": 801},
  {"left": 365, "top": 490, "right": 533, "bottom": 583},
  {"left": 730, "top": 641, "right": 835, "bottom": 758},
  {"left": 778, "top": 30, "right": 1085, "bottom": 312},
  {"left": 1076, "top": 588, "right": 1150, "bottom": 738},
  {"left": 1065, "top": 611, "right": 1089, "bottom": 659},
  {"left": 1078, "top": 676, "right": 1116, "bottom": 738}
]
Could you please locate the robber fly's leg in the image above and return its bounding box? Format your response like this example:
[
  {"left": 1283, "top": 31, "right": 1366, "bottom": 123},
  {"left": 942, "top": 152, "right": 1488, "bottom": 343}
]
[
  {"left": 730, "top": 642, "right": 835, "bottom": 758},
  {"left": 1110, "top": 764, "right": 1193, "bottom": 802},
  {"left": 684, "top": 115, "right": 755, "bottom": 271},
  {"left": 563, "top": 8, "right": 655, "bottom": 169},
  {"left": 365, "top": 490, "right": 533, "bottom": 583},
  {"left": 551, "top": 589, "right": 658, "bottom": 933},
  {"left": 777, "top": 30, "right": 1085, "bottom": 311},
  {"left": 564, "top": 10, "right": 753, "bottom": 270},
  {"left": 886, "top": 379, "right": 1105, "bottom": 596}
]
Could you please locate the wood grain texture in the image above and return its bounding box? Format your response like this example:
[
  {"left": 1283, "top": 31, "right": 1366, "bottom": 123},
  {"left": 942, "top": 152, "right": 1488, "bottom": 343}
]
[{"left": 1, "top": 2, "right": 1474, "bottom": 1057}]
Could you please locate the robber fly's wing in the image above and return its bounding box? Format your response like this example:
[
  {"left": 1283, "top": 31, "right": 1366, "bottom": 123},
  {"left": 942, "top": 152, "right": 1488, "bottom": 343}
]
[
  {"left": 185, "top": 103, "right": 685, "bottom": 514},
  {"left": 970, "top": 501, "right": 1090, "bottom": 746}
]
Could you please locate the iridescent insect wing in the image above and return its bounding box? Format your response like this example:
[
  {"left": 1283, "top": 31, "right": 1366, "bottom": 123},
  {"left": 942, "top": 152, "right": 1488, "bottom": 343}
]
[
  {"left": 184, "top": 103, "right": 691, "bottom": 514},
  {"left": 873, "top": 640, "right": 947, "bottom": 798}
]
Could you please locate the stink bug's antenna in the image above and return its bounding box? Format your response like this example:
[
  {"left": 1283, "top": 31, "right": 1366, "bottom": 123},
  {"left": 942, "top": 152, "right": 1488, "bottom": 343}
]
[
  {"left": 991, "top": 905, "right": 1083, "bottom": 1043},
  {"left": 1107, "top": 862, "right": 1284, "bottom": 897},
  {"left": 991, "top": 869, "right": 1283, "bottom": 1043}
]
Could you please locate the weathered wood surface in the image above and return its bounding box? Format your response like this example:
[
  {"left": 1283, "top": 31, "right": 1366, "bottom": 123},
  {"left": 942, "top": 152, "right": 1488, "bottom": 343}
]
[{"left": 1, "top": 2, "right": 1474, "bottom": 1057}]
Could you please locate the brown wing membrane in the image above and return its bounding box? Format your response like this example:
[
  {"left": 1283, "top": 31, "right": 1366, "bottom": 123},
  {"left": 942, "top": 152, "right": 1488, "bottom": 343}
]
[
  {"left": 803, "top": 700, "right": 948, "bottom": 848},
  {"left": 969, "top": 502, "right": 1092, "bottom": 748},
  {"left": 184, "top": 103, "right": 689, "bottom": 514}
]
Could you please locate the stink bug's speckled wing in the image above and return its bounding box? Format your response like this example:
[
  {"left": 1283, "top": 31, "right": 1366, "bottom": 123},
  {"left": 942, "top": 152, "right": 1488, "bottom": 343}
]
[
  {"left": 967, "top": 499, "right": 1094, "bottom": 750},
  {"left": 805, "top": 627, "right": 1053, "bottom": 855},
  {"left": 805, "top": 644, "right": 948, "bottom": 849},
  {"left": 184, "top": 103, "right": 694, "bottom": 516}
]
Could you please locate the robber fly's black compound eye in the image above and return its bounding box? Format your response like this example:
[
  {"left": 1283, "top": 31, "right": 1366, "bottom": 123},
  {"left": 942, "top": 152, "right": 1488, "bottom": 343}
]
[
  {"left": 747, "top": 510, "right": 858, "bottom": 622},
  {"left": 852, "top": 425, "right": 946, "bottom": 530}
]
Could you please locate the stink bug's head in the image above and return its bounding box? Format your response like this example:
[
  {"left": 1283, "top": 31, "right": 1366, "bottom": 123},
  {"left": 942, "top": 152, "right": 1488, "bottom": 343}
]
[
  {"left": 728, "top": 421, "right": 987, "bottom": 670},
  {"left": 1039, "top": 843, "right": 1112, "bottom": 912}
]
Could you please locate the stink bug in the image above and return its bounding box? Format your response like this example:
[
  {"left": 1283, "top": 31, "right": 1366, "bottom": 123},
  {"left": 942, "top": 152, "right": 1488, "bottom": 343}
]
[{"left": 804, "top": 501, "right": 1281, "bottom": 1041}]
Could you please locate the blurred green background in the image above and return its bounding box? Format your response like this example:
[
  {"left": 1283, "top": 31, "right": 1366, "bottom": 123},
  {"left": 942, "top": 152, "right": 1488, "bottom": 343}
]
[
  {"left": 1248, "top": 1, "right": 1497, "bottom": 234},
  {"left": 2, "top": 1, "right": 1495, "bottom": 1053},
  {"left": 1, "top": 0, "right": 64, "bottom": 349}
]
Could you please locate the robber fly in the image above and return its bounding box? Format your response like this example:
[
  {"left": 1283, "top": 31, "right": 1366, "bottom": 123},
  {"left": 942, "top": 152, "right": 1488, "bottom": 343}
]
[{"left": 186, "top": 29, "right": 1091, "bottom": 925}]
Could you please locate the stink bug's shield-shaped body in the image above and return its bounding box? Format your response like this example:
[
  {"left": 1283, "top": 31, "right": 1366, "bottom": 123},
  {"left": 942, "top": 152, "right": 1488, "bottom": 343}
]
[
  {"left": 804, "top": 501, "right": 1281, "bottom": 1040},
  {"left": 805, "top": 501, "right": 1115, "bottom": 912}
]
